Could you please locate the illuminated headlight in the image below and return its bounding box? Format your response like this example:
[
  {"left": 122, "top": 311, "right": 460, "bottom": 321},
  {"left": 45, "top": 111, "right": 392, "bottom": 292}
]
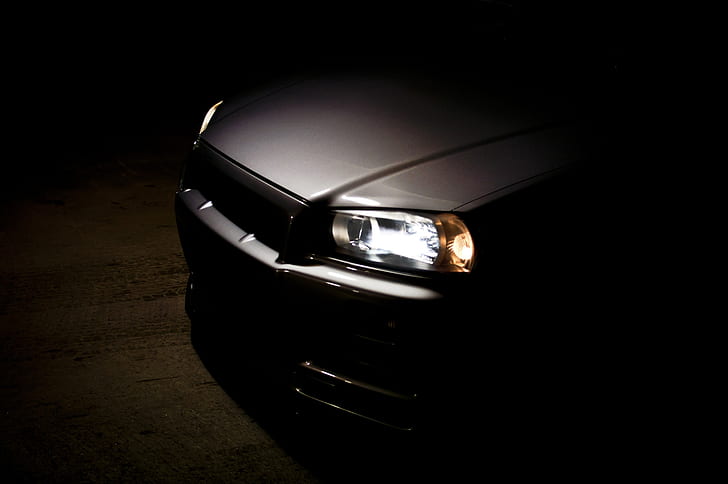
[
  {"left": 332, "top": 210, "right": 475, "bottom": 272},
  {"left": 199, "top": 100, "right": 223, "bottom": 134}
]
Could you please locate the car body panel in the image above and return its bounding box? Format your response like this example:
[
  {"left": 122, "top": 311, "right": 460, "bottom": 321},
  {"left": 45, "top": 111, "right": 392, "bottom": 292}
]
[
  {"left": 327, "top": 124, "right": 588, "bottom": 211},
  {"left": 202, "top": 77, "right": 585, "bottom": 210}
]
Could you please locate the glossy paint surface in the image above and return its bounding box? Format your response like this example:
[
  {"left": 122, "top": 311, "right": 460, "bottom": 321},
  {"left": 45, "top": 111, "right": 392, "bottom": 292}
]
[{"left": 201, "top": 77, "right": 588, "bottom": 211}]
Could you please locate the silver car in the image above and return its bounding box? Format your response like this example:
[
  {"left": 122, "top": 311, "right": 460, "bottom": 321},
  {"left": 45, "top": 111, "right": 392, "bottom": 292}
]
[{"left": 175, "top": 66, "right": 614, "bottom": 431}]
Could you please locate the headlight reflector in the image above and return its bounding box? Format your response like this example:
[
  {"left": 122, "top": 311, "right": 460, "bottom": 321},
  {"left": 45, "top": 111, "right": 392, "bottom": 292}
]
[{"left": 332, "top": 211, "right": 474, "bottom": 272}]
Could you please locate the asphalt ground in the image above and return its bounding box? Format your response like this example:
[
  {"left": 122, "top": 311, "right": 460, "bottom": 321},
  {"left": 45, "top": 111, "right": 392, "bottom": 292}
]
[{"left": 0, "top": 133, "right": 312, "bottom": 482}]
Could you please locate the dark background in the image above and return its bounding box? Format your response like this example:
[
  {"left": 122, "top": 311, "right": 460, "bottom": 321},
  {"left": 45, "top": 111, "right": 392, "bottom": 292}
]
[
  {"left": 2, "top": 2, "right": 651, "bottom": 482},
  {"left": 11, "top": 1, "right": 632, "bottom": 169}
]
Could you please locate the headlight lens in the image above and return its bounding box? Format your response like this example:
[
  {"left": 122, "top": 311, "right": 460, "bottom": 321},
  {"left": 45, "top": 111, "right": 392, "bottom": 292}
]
[
  {"left": 332, "top": 210, "right": 474, "bottom": 272},
  {"left": 199, "top": 100, "right": 223, "bottom": 134}
]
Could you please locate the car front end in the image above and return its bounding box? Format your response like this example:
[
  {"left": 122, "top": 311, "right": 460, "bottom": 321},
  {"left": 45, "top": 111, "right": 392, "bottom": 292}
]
[{"left": 175, "top": 74, "right": 605, "bottom": 431}]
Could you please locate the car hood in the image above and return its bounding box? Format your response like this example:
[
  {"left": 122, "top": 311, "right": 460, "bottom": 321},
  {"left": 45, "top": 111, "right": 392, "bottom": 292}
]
[{"left": 202, "top": 77, "right": 592, "bottom": 212}]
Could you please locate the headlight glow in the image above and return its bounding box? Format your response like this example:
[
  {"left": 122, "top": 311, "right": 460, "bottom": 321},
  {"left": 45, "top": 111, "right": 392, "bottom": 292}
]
[
  {"left": 332, "top": 210, "right": 474, "bottom": 272},
  {"left": 199, "top": 100, "right": 223, "bottom": 134}
]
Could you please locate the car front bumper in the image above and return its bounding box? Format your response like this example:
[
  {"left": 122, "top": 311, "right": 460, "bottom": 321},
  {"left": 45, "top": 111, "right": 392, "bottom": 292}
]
[{"left": 174, "top": 149, "right": 461, "bottom": 430}]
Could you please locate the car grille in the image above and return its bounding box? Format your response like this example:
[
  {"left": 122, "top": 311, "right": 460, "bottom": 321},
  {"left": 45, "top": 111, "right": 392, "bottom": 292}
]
[{"left": 181, "top": 142, "right": 306, "bottom": 254}]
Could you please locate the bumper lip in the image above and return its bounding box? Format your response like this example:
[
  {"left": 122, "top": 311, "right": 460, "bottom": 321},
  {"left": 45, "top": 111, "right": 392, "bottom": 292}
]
[{"left": 177, "top": 188, "right": 443, "bottom": 301}]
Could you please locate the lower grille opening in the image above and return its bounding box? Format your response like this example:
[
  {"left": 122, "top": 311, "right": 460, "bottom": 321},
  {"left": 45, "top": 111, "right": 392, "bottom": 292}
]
[{"left": 292, "top": 361, "right": 418, "bottom": 431}]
